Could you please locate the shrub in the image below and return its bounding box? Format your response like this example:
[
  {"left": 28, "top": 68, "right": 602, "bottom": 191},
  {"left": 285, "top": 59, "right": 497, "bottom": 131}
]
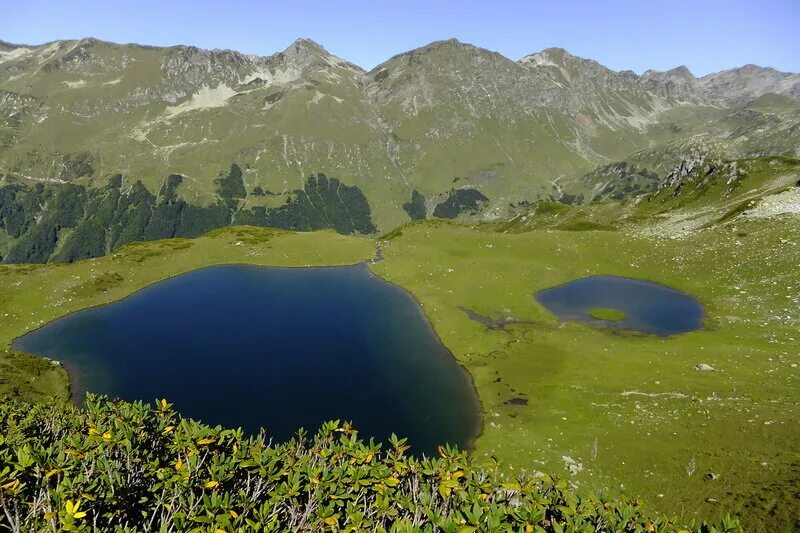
[{"left": 0, "top": 396, "right": 740, "bottom": 532}]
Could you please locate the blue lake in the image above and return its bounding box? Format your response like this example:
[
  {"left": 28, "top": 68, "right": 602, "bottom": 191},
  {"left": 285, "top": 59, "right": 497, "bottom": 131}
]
[
  {"left": 535, "top": 275, "right": 704, "bottom": 336},
  {"left": 14, "top": 264, "right": 481, "bottom": 455}
]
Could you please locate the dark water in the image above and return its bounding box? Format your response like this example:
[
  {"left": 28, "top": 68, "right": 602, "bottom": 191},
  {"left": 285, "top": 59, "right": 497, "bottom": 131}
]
[
  {"left": 535, "top": 275, "right": 704, "bottom": 336},
  {"left": 14, "top": 264, "right": 481, "bottom": 455}
]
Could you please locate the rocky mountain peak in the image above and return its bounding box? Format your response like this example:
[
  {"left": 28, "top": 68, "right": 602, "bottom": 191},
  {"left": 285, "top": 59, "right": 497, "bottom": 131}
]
[
  {"left": 274, "top": 37, "right": 362, "bottom": 75},
  {"left": 379, "top": 38, "right": 510, "bottom": 68},
  {"left": 520, "top": 47, "right": 617, "bottom": 81},
  {"left": 283, "top": 38, "right": 328, "bottom": 57},
  {"left": 519, "top": 47, "right": 646, "bottom": 110},
  {"left": 415, "top": 38, "right": 465, "bottom": 52},
  {"left": 671, "top": 65, "right": 694, "bottom": 77},
  {"left": 522, "top": 47, "right": 571, "bottom": 63},
  {"left": 640, "top": 66, "right": 700, "bottom": 101},
  {"left": 700, "top": 64, "right": 800, "bottom": 104},
  {"left": 365, "top": 38, "right": 524, "bottom": 115},
  {"left": 640, "top": 65, "right": 695, "bottom": 82}
]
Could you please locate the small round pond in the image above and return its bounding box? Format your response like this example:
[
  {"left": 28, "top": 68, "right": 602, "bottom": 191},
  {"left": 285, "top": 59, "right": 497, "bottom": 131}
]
[
  {"left": 534, "top": 275, "right": 704, "bottom": 336},
  {"left": 14, "top": 264, "right": 481, "bottom": 456}
]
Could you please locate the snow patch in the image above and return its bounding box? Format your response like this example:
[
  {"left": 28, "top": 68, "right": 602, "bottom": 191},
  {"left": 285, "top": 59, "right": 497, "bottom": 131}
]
[
  {"left": 520, "top": 53, "right": 571, "bottom": 82},
  {"left": 521, "top": 54, "right": 558, "bottom": 69},
  {"left": 241, "top": 66, "right": 303, "bottom": 87},
  {"left": 164, "top": 84, "right": 237, "bottom": 118},
  {"left": 308, "top": 90, "right": 325, "bottom": 106},
  {"left": 62, "top": 80, "right": 87, "bottom": 89},
  {"left": 35, "top": 42, "right": 62, "bottom": 60},
  {"left": 0, "top": 47, "right": 32, "bottom": 63},
  {"left": 306, "top": 90, "right": 344, "bottom": 108}
]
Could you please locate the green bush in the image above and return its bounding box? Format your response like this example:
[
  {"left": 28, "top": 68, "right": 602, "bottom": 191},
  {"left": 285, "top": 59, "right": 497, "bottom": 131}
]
[
  {"left": 403, "top": 190, "right": 427, "bottom": 221},
  {"left": 0, "top": 396, "right": 740, "bottom": 532},
  {"left": 433, "top": 189, "right": 489, "bottom": 219}
]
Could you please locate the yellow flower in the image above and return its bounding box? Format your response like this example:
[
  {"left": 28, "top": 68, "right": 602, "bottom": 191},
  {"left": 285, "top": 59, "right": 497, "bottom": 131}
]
[{"left": 65, "top": 499, "right": 87, "bottom": 519}]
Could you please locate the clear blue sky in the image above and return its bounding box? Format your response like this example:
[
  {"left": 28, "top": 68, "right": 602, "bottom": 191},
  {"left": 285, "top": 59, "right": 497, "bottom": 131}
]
[{"left": 2, "top": 0, "right": 798, "bottom": 75}]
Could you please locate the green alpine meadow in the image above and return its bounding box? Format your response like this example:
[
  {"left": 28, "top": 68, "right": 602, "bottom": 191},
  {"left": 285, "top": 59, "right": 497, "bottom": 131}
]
[{"left": 1, "top": 18, "right": 799, "bottom": 533}]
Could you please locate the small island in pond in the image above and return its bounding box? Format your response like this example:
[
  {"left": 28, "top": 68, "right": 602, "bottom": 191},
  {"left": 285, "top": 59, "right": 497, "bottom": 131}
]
[{"left": 589, "top": 307, "right": 627, "bottom": 322}]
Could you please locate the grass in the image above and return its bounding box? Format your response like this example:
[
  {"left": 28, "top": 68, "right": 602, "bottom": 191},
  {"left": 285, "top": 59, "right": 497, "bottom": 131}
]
[
  {"left": 555, "top": 220, "right": 616, "bottom": 231},
  {"left": 371, "top": 216, "right": 800, "bottom": 532},
  {"left": 589, "top": 308, "right": 626, "bottom": 322},
  {"left": 1, "top": 194, "right": 798, "bottom": 530}
]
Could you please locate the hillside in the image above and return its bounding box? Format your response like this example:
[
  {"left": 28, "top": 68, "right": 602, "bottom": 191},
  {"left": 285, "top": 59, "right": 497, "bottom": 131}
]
[
  {"left": 1, "top": 156, "right": 798, "bottom": 530},
  {"left": 0, "top": 396, "right": 742, "bottom": 532},
  {"left": 1, "top": 37, "right": 799, "bottom": 263},
  {"left": 1, "top": 31, "right": 799, "bottom": 530}
]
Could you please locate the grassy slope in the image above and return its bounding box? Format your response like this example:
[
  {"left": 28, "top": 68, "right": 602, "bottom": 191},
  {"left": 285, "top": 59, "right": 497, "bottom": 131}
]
[
  {"left": 371, "top": 216, "right": 799, "bottom": 531},
  {"left": 1, "top": 184, "right": 798, "bottom": 529}
]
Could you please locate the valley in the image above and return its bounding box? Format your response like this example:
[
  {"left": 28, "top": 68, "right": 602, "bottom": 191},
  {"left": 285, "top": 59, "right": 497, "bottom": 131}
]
[
  {"left": 1, "top": 28, "right": 799, "bottom": 531},
  {"left": 1, "top": 155, "right": 798, "bottom": 529}
]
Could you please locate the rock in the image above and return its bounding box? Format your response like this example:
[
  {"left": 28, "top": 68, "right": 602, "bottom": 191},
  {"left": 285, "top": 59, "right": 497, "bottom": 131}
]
[
  {"left": 706, "top": 497, "right": 718, "bottom": 503},
  {"left": 695, "top": 363, "right": 715, "bottom": 372},
  {"left": 705, "top": 472, "right": 719, "bottom": 481}
]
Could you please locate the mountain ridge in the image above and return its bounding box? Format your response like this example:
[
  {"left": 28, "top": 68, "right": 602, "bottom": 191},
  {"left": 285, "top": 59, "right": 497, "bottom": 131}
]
[
  {"left": 1, "top": 35, "right": 799, "bottom": 263},
  {"left": 3, "top": 36, "right": 799, "bottom": 78}
]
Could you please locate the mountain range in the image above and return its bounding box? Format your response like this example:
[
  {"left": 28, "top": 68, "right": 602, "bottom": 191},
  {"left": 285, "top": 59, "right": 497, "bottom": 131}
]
[{"left": 1, "top": 37, "right": 799, "bottom": 262}]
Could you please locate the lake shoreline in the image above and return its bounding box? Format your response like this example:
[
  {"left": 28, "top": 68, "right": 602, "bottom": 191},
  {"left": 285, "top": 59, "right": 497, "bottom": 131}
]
[
  {"left": 535, "top": 274, "right": 706, "bottom": 337},
  {"left": 13, "top": 260, "right": 484, "bottom": 455}
]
